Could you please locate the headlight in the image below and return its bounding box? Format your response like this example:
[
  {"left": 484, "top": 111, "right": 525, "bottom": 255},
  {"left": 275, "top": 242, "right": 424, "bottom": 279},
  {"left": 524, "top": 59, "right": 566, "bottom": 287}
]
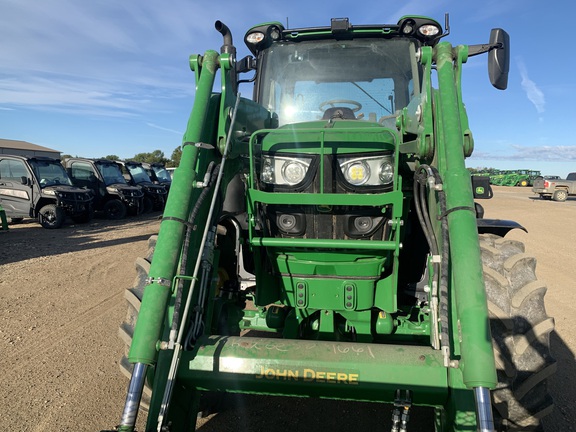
[
  {"left": 378, "top": 160, "right": 394, "bottom": 184},
  {"left": 260, "top": 155, "right": 313, "bottom": 186},
  {"left": 342, "top": 161, "right": 370, "bottom": 186},
  {"left": 338, "top": 155, "right": 394, "bottom": 187},
  {"left": 44, "top": 189, "right": 56, "bottom": 196}
]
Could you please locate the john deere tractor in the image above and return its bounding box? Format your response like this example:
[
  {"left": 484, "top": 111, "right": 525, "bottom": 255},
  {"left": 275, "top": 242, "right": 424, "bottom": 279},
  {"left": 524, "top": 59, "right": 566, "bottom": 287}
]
[{"left": 110, "top": 15, "right": 555, "bottom": 431}]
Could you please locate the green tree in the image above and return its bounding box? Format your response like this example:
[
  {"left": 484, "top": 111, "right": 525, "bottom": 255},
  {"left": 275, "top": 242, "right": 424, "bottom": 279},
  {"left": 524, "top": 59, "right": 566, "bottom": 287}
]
[
  {"left": 169, "top": 146, "right": 182, "bottom": 168},
  {"left": 132, "top": 150, "right": 169, "bottom": 164},
  {"left": 104, "top": 155, "right": 120, "bottom": 161}
]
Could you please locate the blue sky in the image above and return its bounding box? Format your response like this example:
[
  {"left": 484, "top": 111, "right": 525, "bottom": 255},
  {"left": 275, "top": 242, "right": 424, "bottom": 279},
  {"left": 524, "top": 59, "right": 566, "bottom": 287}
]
[{"left": 1, "top": 0, "right": 574, "bottom": 177}]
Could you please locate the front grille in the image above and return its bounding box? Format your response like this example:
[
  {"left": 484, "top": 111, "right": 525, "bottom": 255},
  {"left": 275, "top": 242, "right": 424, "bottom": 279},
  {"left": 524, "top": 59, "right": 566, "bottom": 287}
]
[{"left": 265, "top": 204, "right": 390, "bottom": 241}]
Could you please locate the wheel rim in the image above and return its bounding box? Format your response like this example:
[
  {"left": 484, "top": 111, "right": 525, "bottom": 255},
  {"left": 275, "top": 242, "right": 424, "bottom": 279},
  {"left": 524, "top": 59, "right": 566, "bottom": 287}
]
[{"left": 43, "top": 210, "right": 57, "bottom": 225}]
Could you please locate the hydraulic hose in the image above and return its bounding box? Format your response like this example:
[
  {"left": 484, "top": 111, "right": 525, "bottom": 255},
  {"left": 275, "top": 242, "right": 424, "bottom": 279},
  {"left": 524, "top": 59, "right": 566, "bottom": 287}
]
[{"left": 169, "top": 162, "right": 218, "bottom": 343}]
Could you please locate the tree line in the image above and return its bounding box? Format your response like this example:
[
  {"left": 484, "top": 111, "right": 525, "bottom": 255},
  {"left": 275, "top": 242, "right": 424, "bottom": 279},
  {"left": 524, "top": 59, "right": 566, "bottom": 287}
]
[{"left": 61, "top": 146, "right": 183, "bottom": 167}]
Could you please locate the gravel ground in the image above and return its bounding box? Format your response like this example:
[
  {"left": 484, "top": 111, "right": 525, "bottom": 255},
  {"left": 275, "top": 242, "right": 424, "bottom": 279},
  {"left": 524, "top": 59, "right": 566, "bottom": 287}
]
[{"left": 0, "top": 186, "right": 574, "bottom": 431}]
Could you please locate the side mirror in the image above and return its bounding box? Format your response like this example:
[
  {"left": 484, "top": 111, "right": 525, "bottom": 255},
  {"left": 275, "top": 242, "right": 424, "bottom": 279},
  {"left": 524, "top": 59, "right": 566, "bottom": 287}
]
[
  {"left": 488, "top": 28, "right": 510, "bottom": 90},
  {"left": 20, "top": 176, "right": 29, "bottom": 185}
]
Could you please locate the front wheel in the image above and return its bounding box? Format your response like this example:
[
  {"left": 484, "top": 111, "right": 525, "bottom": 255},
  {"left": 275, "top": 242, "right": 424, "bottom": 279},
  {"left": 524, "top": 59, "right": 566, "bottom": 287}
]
[
  {"left": 103, "top": 199, "right": 127, "bottom": 220},
  {"left": 480, "top": 234, "right": 555, "bottom": 430},
  {"left": 38, "top": 204, "right": 65, "bottom": 229}
]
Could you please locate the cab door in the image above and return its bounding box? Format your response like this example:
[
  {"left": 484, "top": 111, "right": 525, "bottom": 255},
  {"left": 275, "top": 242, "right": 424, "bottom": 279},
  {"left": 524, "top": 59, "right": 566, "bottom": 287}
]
[{"left": 0, "top": 158, "right": 34, "bottom": 217}]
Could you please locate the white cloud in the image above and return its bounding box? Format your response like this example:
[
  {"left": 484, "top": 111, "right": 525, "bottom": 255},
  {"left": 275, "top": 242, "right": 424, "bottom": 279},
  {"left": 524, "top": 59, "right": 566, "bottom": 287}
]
[
  {"left": 471, "top": 145, "right": 576, "bottom": 161},
  {"left": 147, "top": 123, "right": 182, "bottom": 135},
  {"left": 517, "top": 58, "right": 545, "bottom": 114}
]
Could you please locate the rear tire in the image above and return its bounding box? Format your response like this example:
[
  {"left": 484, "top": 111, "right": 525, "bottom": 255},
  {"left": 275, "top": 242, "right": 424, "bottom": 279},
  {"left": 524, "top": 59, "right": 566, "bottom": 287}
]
[
  {"left": 552, "top": 190, "right": 567, "bottom": 202},
  {"left": 480, "top": 234, "right": 555, "bottom": 431},
  {"left": 38, "top": 204, "right": 65, "bottom": 229}
]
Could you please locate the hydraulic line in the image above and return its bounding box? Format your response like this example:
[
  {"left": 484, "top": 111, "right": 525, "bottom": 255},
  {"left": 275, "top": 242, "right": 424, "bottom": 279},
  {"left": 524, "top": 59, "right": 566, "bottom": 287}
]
[
  {"left": 169, "top": 162, "right": 218, "bottom": 347},
  {"left": 413, "top": 165, "right": 450, "bottom": 362},
  {"left": 156, "top": 94, "right": 242, "bottom": 432}
]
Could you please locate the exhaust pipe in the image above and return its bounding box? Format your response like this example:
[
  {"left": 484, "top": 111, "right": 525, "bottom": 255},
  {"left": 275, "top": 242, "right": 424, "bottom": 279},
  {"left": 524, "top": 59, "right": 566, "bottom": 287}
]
[{"left": 215, "top": 20, "right": 235, "bottom": 55}]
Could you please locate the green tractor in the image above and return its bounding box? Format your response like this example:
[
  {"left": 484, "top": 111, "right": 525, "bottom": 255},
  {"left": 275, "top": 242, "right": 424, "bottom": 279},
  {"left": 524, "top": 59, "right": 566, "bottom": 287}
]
[{"left": 109, "top": 15, "right": 555, "bottom": 431}]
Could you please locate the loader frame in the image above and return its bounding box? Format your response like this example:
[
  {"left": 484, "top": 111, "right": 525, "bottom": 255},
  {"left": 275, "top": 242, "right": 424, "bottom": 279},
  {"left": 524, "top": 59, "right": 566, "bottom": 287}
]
[{"left": 113, "top": 16, "right": 513, "bottom": 432}]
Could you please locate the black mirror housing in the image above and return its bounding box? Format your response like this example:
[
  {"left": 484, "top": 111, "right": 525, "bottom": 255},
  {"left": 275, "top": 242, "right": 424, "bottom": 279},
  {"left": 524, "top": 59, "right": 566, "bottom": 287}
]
[{"left": 488, "top": 28, "right": 510, "bottom": 90}]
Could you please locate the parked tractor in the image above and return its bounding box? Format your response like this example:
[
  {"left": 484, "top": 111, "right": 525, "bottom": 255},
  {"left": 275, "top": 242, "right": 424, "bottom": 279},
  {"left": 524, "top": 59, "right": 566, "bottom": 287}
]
[{"left": 109, "top": 15, "right": 555, "bottom": 431}]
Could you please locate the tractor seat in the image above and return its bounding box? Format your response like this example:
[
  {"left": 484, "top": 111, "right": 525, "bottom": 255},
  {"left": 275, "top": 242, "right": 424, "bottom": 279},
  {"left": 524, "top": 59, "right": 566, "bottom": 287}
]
[{"left": 322, "top": 107, "right": 356, "bottom": 120}]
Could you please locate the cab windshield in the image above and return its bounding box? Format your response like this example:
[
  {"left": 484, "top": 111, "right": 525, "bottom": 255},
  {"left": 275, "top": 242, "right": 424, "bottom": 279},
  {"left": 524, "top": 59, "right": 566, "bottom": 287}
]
[
  {"left": 257, "top": 37, "right": 420, "bottom": 126},
  {"left": 29, "top": 159, "right": 73, "bottom": 188},
  {"left": 127, "top": 164, "right": 152, "bottom": 183},
  {"left": 96, "top": 162, "right": 126, "bottom": 186},
  {"left": 152, "top": 166, "right": 172, "bottom": 182}
]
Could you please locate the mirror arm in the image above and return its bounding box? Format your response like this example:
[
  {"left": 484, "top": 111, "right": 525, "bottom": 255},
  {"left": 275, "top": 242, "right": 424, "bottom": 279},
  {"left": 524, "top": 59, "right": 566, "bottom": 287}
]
[{"left": 468, "top": 42, "right": 503, "bottom": 57}]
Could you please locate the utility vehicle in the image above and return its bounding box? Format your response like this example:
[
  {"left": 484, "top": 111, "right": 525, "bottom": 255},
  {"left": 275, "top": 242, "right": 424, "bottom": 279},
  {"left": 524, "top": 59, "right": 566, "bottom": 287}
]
[
  {"left": 64, "top": 158, "right": 144, "bottom": 219},
  {"left": 0, "top": 155, "right": 93, "bottom": 228}
]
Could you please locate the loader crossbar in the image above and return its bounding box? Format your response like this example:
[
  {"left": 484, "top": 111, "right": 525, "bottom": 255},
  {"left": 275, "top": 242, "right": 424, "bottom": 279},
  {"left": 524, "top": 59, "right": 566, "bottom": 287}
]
[{"left": 181, "top": 335, "right": 448, "bottom": 406}]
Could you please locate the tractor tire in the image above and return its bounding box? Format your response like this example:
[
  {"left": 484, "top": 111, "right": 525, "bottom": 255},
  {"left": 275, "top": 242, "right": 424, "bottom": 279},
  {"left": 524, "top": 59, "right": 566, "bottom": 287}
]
[
  {"left": 552, "top": 189, "right": 567, "bottom": 202},
  {"left": 520, "top": 180, "right": 528, "bottom": 187},
  {"left": 103, "top": 199, "right": 127, "bottom": 220},
  {"left": 118, "top": 235, "right": 158, "bottom": 411},
  {"left": 118, "top": 234, "right": 223, "bottom": 419},
  {"left": 479, "top": 234, "right": 555, "bottom": 431},
  {"left": 38, "top": 204, "right": 65, "bottom": 229}
]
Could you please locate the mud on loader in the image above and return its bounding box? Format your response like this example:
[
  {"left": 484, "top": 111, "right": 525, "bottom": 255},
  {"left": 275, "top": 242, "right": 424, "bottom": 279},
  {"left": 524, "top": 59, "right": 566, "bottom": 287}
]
[{"left": 108, "top": 15, "right": 555, "bottom": 432}]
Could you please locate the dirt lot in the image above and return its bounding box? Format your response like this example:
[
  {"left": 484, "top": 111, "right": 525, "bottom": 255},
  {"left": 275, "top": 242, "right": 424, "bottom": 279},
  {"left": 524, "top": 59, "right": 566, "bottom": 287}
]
[{"left": 1, "top": 186, "right": 574, "bottom": 431}]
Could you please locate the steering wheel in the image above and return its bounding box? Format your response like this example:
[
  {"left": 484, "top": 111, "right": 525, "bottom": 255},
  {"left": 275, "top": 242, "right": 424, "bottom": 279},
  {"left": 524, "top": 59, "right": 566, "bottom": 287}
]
[{"left": 319, "top": 99, "right": 362, "bottom": 113}]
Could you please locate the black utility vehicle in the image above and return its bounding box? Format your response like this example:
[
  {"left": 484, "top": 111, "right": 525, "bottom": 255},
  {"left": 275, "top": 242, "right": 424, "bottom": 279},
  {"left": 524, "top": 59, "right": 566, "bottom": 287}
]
[
  {"left": 0, "top": 155, "right": 93, "bottom": 228},
  {"left": 64, "top": 158, "right": 144, "bottom": 219},
  {"left": 116, "top": 161, "right": 167, "bottom": 212},
  {"left": 142, "top": 162, "right": 172, "bottom": 192}
]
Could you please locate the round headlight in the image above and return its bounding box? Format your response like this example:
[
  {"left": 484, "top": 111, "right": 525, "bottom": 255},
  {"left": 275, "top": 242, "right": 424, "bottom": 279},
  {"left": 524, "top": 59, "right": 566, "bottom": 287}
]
[
  {"left": 269, "top": 26, "right": 281, "bottom": 40},
  {"left": 378, "top": 161, "right": 394, "bottom": 184},
  {"left": 344, "top": 161, "right": 370, "bottom": 186},
  {"left": 246, "top": 32, "right": 265, "bottom": 44},
  {"left": 418, "top": 24, "right": 440, "bottom": 37},
  {"left": 278, "top": 214, "right": 296, "bottom": 231},
  {"left": 281, "top": 161, "right": 306, "bottom": 185}
]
